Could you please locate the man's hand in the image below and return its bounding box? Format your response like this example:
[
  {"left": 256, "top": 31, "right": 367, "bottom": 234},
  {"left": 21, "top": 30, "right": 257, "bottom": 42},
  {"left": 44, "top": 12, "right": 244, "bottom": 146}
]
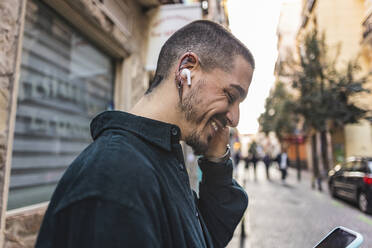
[{"left": 204, "top": 127, "right": 230, "bottom": 158}]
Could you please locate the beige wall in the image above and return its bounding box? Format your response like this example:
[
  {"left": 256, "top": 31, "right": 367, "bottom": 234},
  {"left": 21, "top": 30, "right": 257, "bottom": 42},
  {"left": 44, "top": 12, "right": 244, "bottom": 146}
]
[
  {"left": 313, "top": 0, "right": 372, "bottom": 109},
  {"left": 361, "top": 0, "right": 372, "bottom": 110},
  {"left": 345, "top": 119, "right": 372, "bottom": 157},
  {"left": 316, "top": 0, "right": 365, "bottom": 64},
  {"left": 298, "top": 0, "right": 365, "bottom": 65}
]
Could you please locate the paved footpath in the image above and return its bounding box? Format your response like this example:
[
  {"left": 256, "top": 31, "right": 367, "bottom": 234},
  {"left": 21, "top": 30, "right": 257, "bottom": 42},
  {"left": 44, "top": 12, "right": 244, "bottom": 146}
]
[{"left": 227, "top": 162, "right": 372, "bottom": 248}]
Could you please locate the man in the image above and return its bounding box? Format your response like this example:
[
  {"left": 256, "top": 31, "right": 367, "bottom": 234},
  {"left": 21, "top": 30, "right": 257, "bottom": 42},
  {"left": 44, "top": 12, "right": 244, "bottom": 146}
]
[
  {"left": 247, "top": 141, "right": 258, "bottom": 179},
  {"left": 263, "top": 153, "right": 271, "bottom": 180},
  {"left": 276, "top": 150, "right": 289, "bottom": 182},
  {"left": 36, "top": 20, "right": 254, "bottom": 248}
]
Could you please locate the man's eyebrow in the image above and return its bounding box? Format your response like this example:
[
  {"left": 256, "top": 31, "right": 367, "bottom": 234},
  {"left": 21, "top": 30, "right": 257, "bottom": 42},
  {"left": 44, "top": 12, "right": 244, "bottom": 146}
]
[{"left": 230, "top": 84, "right": 247, "bottom": 100}]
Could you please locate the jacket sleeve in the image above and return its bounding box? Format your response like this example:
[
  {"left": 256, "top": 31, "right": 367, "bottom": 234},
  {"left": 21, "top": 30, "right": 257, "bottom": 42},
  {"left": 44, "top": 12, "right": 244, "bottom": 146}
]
[
  {"left": 197, "top": 158, "right": 248, "bottom": 248},
  {"left": 42, "top": 198, "right": 162, "bottom": 248}
]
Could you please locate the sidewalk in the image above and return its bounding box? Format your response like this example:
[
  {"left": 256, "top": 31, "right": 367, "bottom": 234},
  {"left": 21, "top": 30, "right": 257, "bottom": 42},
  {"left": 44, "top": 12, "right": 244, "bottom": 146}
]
[{"left": 227, "top": 162, "right": 323, "bottom": 248}]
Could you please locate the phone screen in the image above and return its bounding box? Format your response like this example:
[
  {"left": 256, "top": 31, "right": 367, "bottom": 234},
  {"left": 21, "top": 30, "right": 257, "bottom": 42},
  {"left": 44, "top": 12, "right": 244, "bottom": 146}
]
[{"left": 315, "top": 228, "right": 356, "bottom": 248}]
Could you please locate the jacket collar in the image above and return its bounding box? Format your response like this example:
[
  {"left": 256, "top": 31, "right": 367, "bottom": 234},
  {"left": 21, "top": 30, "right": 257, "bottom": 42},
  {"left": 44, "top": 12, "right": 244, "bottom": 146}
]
[{"left": 90, "top": 111, "right": 181, "bottom": 152}]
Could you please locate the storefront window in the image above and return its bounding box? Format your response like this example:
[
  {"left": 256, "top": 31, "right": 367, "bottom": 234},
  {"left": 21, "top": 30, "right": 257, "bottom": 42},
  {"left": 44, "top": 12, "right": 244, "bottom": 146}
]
[{"left": 8, "top": 0, "right": 114, "bottom": 210}]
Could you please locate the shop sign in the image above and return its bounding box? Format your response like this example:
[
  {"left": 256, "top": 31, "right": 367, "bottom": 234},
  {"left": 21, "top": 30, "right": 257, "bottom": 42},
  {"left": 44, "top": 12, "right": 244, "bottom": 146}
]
[{"left": 146, "top": 3, "right": 202, "bottom": 71}]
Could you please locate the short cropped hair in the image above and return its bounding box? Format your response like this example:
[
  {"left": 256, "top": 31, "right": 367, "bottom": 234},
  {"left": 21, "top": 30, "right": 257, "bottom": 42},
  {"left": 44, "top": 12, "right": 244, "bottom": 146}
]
[{"left": 145, "top": 20, "right": 255, "bottom": 94}]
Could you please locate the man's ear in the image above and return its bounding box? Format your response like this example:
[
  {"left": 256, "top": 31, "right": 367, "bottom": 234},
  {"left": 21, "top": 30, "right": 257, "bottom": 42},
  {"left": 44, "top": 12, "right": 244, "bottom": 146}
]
[
  {"left": 175, "top": 52, "right": 200, "bottom": 88},
  {"left": 177, "top": 52, "right": 200, "bottom": 72}
]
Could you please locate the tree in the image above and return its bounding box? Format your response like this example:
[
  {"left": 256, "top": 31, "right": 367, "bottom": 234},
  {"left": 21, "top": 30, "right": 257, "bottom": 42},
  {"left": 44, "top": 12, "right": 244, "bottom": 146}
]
[
  {"left": 293, "top": 28, "right": 369, "bottom": 131},
  {"left": 259, "top": 81, "right": 298, "bottom": 142},
  {"left": 260, "top": 24, "right": 370, "bottom": 188},
  {"left": 290, "top": 25, "right": 370, "bottom": 177},
  {"left": 259, "top": 81, "right": 303, "bottom": 180}
]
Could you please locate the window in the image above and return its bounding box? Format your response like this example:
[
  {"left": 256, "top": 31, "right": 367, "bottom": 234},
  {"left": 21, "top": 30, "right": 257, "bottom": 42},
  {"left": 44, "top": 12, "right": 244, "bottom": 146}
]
[
  {"left": 344, "top": 161, "right": 354, "bottom": 171},
  {"left": 8, "top": 0, "right": 114, "bottom": 210},
  {"left": 368, "top": 161, "right": 372, "bottom": 173},
  {"left": 352, "top": 161, "right": 366, "bottom": 172}
]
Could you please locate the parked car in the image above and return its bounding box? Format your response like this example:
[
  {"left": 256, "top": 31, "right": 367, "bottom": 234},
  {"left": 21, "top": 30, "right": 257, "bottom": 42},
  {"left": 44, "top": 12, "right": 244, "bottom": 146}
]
[{"left": 328, "top": 157, "right": 372, "bottom": 214}]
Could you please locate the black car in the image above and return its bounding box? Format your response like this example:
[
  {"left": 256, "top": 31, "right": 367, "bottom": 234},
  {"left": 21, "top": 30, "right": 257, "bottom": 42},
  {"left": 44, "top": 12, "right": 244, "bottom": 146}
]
[{"left": 328, "top": 157, "right": 372, "bottom": 214}]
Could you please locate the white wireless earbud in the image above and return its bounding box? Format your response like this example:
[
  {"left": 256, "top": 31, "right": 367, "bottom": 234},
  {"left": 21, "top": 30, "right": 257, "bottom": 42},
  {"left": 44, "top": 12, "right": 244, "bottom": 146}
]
[{"left": 181, "top": 69, "right": 191, "bottom": 86}]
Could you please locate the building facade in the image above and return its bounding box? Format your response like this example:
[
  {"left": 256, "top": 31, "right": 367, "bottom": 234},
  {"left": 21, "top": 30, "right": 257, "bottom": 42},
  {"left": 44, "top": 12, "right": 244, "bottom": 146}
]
[
  {"left": 276, "top": 0, "right": 302, "bottom": 86},
  {"left": 296, "top": 0, "right": 372, "bottom": 164},
  {"left": 274, "top": 0, "right": 308, "bottom": 167}
]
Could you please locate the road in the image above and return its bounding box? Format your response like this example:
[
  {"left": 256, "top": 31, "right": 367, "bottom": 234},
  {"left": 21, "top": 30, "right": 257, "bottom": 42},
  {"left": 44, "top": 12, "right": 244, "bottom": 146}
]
[{"left": 227, "top": 161, "right": 372, "bottom": 248}]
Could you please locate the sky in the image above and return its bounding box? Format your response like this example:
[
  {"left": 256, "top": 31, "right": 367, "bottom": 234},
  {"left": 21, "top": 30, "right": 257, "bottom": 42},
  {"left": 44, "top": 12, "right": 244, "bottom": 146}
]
[{"left": 227, "top": 0, "right": 283, "bottom": 135}]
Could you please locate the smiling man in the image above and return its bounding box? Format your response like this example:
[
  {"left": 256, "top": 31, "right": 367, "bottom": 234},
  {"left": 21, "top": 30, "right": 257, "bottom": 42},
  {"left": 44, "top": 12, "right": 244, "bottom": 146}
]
[{"left": 36, "top": 20, "right": 254, "bottom": 248}]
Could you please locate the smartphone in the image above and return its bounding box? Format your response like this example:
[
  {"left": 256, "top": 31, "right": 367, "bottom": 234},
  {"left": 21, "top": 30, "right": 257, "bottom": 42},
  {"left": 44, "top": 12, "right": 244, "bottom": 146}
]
[{"left": 313, "top": 226, "right": 363, "bottom": 248}]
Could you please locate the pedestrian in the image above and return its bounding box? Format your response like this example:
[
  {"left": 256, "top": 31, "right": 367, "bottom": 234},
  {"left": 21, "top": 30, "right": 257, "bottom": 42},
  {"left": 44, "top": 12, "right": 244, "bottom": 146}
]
[
  {"left": 233, "top": 148, "right": 241, "bottom": 167},
  {"left": 311, "top": 159, "right": 323, "bottom": 191},
  {"left": 251, "top": 153, "right": 258, "bottom": 179},
  {"left": 263, "top": 153, "right": 271, "bottom": 180},
  {"left": 35, "top": 20, "right": 255, "bottom": 248},
  {"left": 232, "top": 148, "right": 241, "bottom": 178},
  {"left": 276, "top": 150, "right": 289, "bottom": 182},
  {"left": 248, "top": 141, "right": 258, "bottom": 180},
  {"left": 243, "top": 155, "right": 250, "bottom": 181}
]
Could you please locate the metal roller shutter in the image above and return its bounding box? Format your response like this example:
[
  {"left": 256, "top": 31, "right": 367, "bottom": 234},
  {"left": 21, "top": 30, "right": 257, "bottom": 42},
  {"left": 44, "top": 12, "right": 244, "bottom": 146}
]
[{"left": 8, "top": 0, "right": 114, "bottom": 210}]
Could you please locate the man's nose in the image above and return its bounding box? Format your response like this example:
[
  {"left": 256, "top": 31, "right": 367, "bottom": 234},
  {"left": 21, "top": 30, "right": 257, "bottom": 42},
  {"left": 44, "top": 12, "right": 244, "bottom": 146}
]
[{"left": 226, "top": 103, "right": 240, "bottom": 127}]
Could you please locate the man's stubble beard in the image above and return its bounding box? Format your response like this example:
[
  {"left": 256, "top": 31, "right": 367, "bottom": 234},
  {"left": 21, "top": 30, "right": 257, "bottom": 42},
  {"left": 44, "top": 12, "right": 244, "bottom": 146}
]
[{"left": 178, "top": 79, "right": 210, "bottom": 155}]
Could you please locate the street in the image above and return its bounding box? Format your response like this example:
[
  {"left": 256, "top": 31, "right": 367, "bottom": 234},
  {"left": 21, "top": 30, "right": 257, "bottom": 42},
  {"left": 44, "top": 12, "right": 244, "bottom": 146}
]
[{"left": 227, "top": 162, "right": 372, "bottom": 248}]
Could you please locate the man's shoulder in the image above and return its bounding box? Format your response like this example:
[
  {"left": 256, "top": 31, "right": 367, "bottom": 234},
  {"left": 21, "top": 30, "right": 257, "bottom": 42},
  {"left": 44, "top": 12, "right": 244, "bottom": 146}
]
[
  {"left": 80, "top": 131, "right": 160, "bottom": 183},
  {"left": 99, "top": 131, "right": 153, "bottom": 163},
  {"left": 54, "top": 131, "right": 162, "bottom": 212},
  {"left": 70, "top": 131, "right": 157, "bottom": 178},
  {"left": 97, "top": 129, "right": 153, "bottom": 155}
]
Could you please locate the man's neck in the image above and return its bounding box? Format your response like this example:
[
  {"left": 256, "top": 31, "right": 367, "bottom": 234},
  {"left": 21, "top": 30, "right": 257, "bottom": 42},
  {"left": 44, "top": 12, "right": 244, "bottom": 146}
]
[{"left": 129, "top": 84, "right": 184, "bottom": 132}]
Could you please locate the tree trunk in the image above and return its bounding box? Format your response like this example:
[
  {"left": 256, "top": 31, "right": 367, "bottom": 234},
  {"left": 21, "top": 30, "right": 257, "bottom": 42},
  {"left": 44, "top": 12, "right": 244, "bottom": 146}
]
[
  {"left": 295, "top": 138, "right": 301, "bottom": 181},
  {"left": 326, "top": 131, "right": 334, "bottom": 170},
  {"left": 311, "top": 134, "right": 320, "bottom": 190},
  {"left": 320, "top": 130, "right": 329, "bottom": 173},
  {"left": 311, "top": 132, "right": 323, "bottom": 191}
]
